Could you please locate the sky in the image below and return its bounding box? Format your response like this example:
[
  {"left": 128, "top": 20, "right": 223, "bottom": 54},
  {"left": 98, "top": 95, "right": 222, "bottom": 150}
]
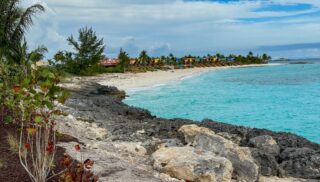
[{"left": 24, "top": 0, "right": 320, "bottom": 59}]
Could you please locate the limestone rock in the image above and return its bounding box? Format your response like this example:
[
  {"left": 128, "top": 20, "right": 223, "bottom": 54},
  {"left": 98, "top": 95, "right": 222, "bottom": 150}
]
[
  {"left": 259, "top": 176, "right": 320, "bottom": 182},
  {"left": 113, "top": 142, "right": 147, "bottom": 156},
  {"left": 279, "top": 147, "right": 315, "bottom": 160},
  {"left": 279, "top": 148, "right": 320, "bottom": 179},
  {"left": 217, "top": 132, "right": 242, "bottom": 145},
  {"left": 158, "top": 173, "right": 183, "bottom": 182},
  {"left": 56, "top": 114, "right": 108, "bottom": 140},
  {"left": 158, "top": 138, "right": 183, "bottom": 149},
  {"left": 179, "top": 125, "right": 259, "bottom": 182},
  {"left": 249, "top": 135, "right": 280, "bottom": 156},
  {"left": 179, "top": 124, "right": 215, "bottom": 144},
  {"left": 250, "top": 148, "right": 280, "bottom": 176},
  {"left": 152, "top": 146, "right": 233, "bottom": 182}
]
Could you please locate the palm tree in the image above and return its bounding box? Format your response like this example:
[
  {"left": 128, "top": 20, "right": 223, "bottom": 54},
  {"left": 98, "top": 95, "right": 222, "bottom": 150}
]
[
  {"left": 0, "top": 41, "right": 47, "bottom": 87},
  {"left": 262, "top": 53, "right": 271, "bottom": 63},
  {"left": 0, "top": 0, "right": 45, "bottom": 62},
  {"left": 168, "top": 53, "right": 176, "bottom": 65},
  {"left": 138, "top": 50, "right": 150, "bottom": 66}
]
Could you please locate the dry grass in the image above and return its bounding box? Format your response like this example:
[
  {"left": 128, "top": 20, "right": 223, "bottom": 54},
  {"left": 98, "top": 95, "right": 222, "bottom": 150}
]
[
  {"left": 7, "top": 133, "right": 19, "bottom": 154},
  {"left": 0, "top": 158, "right": 6, "bottom": 169}
]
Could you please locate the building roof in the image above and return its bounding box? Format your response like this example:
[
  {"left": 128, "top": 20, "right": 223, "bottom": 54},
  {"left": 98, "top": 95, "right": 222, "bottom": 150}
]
[{"left": 100, "top": 59, "right": 120, "bottom": 66}]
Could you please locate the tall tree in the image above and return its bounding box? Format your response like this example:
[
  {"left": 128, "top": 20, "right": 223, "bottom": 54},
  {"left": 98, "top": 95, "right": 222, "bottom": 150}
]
[
  {"left": 138, "top": 50, "right": 150, "bottom": 66},
  {"left": 66, "top": 27, "right": 105, "bottom": 74},
  {"left": 118, "top": 48, "right": 130, "bottom": 72},
  {"left": 168, "top": 53, "right": 176, "bottom": 65},
  {"left": 262, "top": 53, "right": 271, "bottom": 63},
  {"left": 0, "top": 0, "right": 45, "bottom": 62}
]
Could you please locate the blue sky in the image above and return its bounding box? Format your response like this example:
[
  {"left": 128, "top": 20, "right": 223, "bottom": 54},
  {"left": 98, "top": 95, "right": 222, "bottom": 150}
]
[{"left": 25, "top": 0, "right": 320, "bottom": 59}]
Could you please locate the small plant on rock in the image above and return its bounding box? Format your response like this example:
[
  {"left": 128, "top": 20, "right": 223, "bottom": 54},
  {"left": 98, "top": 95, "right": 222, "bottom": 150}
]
[{"left": 59, "top": 144, "right": 99, "bottom": 182}]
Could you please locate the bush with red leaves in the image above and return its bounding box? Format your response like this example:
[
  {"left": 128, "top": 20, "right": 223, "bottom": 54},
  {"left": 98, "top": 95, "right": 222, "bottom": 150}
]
[{"left": 59, "top": 144, "right": 99, "bottom": 182}]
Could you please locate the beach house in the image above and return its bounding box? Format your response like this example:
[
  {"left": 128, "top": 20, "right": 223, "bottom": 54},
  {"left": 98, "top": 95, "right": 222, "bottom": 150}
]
[
  {"left": 100, "top": 58, "right": 120, "bottom": 67},
  {"left": 208, "top": 56, "right": 218, "bottom": 63},
  {"left": 183, "top": 57, "right": 195, "bottom": 65},
  {"left": 152, "top": 58, "right": 161, "bottom": 65},
  {"left": 129, "top": 58, "right": 138, "bottom": 65}
]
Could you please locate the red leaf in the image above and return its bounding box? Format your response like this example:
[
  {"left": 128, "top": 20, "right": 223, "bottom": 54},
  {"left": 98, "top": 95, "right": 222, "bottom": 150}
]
[
  {"left": 46, "top": 141, "right": 54, "bottom": 155},
  {"left": 84, "top": 159, "right": 94, "bottom": 170},
  {"left": 24, "top": 143, "right": 31, "bottom": 149},
  {"left": 12, "top": 85, "right": 22, "bottom": 93},
  {"left": 74, "top": 144, "right": 81, "bottom": 151}
]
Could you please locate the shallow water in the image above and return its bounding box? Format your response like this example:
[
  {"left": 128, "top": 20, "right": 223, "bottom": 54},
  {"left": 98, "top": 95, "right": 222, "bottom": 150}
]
[{"left": 124, "top": 64, "right": 320, "bottom": 143}]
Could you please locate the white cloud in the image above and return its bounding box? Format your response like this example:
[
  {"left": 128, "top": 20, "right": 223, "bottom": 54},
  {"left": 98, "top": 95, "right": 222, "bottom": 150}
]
[{"left": 25, "top": 0, "right": 320, "bottom": 58}]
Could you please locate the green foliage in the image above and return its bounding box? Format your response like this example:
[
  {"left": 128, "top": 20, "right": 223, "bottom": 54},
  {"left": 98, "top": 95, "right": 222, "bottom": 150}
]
[
  {"left": 0, "top": 66, "right": 69, "bottom": 124},
  {"left": 0, "top": 41, "right": 48, "bottom": 90},
  {"left": 79, "top": 64, "right": 108, "bottom": 76},
  {"left": 138, "top": 50, "right": 151, "bottom": 66},
  {"left": 0, "top": 0, "right": 45, "bottom": 63},
  {"left": 118, "top": 48, "right": 130, "bottom": 72},
  {"left": 0, "top": 1, "right": 75, "bottom": 181},
  {"left": 53, "top": 27, "right": 105, "bottom": 75}
]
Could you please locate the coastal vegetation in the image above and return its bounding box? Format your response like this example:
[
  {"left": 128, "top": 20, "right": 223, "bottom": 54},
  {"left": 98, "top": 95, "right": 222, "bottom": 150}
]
[
  {"left": 50, "top": 27, "right": 105, "bottom": 76},
  {"left": 0, "top": 1, "right": 97, "bottom": 181},
  {"left": 121, "top": 51, "right": 271, "bottom": 73},
  {"left": 50, "top": 45, "right": 271, "bottom": 75},
  {"left": 45, "top": 28, "right": 271, "bottom": 75}
]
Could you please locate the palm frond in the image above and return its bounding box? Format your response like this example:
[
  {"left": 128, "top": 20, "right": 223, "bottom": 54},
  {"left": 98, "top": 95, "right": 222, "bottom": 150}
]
[
  {"left": 29, "top": 45, "right": 48, "bottom": 63},
  {"left": 11, "top": 3, "right": 45, "bottom": 42}
]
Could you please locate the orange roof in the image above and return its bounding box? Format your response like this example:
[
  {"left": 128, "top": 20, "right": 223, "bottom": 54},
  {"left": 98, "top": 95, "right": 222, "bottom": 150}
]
[{"left": 100, "top": 59, "right": 120, "bottom": 66}]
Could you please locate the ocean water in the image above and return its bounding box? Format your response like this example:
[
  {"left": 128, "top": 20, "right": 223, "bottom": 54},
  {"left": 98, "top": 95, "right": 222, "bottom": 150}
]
[{"left": 124, "top": 64, "right": 320, "bottom": 143}]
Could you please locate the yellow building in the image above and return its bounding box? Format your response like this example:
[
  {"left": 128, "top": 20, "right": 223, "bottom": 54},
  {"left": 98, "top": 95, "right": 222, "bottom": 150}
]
[
  {"left": 209, "top": 56, "right": 218, "bottom": 63},
  {"left": 153, "top": 58, "right": 161, "bottom": 64},
  {"left": 184, "top": 57, "right": 195, "bottom": 64}
]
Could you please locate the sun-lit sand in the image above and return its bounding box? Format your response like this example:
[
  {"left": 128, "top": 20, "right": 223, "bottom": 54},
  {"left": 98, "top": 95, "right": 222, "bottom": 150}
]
[
  {"left": 64, "top": 64, "right": 276, "bottom": 92},
  {"left": 98, "top": 64, "right": 277, "bottom": 92}
]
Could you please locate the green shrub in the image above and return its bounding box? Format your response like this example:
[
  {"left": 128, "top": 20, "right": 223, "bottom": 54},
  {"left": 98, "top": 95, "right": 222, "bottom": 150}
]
[{"left": 51, "top": 27, "right": 105, "bottom": 76}]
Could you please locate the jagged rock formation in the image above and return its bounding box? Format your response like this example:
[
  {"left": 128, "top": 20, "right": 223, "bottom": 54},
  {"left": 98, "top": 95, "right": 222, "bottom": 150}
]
[{"left": 56, "top": 81, "right": 320, "bottom": 181}]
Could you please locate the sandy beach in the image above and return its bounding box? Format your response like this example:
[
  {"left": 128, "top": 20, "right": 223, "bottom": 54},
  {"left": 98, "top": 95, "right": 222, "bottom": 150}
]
[
  {"left": 65, "top": 64, "right": 276, "bottom": 92},
  {"left": 101, "top": 64, "right": 281, "bottom": 92}
]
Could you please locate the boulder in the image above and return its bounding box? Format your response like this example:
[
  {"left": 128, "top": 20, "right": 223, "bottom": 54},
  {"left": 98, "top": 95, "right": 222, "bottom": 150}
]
[
  {"left": 179, "top": 125, "right": 259, "bottom": 182},
  {"left": 179, "top": 124, "right": 216, "bottom": 144},
  {"left": 56, "top": 114, "right": 108, "bottom": 140},
  {"left": 249, "top": 135, "right": 280, "bottom": 156},
  {"left": 158, "top": 138, "right": 183, "bottom": 148},
  {"left": 279, "top": 148, "right": 320, "bottom": 179},
  {"left": 217, "top": 132, "right": 242, "bottom": 145},
  {"left": 279, "top": 147, "right": 315, "bottom": 160},
  {"left": 152, "top": 146, "right": 233, "bottom": 182},
  {"left": 250, "top": 148, "right": 280, "bottom": 176}
]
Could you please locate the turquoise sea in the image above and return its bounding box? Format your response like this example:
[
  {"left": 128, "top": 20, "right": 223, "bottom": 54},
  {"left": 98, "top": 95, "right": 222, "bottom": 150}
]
[{"left": 124, "top": 63, "right": 320, "bottom": 143}]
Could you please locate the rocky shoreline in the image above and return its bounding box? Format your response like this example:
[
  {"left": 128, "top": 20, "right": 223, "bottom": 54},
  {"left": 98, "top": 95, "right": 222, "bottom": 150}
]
[{"left": 56, "top": 81, "right": 320, "bottom": 182}]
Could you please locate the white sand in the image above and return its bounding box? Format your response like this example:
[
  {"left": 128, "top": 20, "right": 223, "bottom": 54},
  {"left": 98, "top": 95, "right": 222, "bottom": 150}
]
[
  {"left": 93, "top": 64, "right": 275, "bottom": 92},
  {"left": 62, "top": 64, "right": 278, "bottom": 92}
]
